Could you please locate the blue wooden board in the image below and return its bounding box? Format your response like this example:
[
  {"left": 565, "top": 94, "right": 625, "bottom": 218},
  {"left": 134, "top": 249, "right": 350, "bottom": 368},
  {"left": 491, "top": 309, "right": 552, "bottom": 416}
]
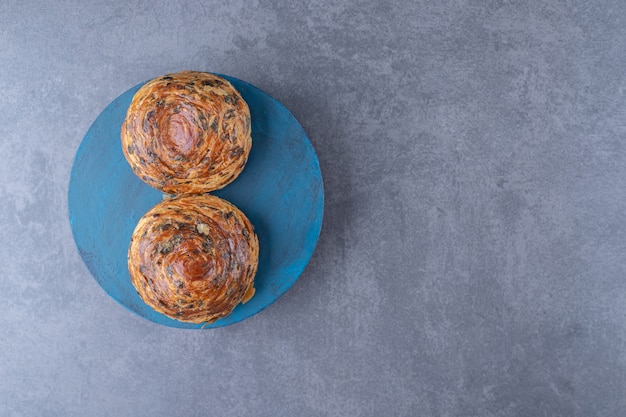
[{"left": 68, "top": 75, "right": 324, "bottom": 329}]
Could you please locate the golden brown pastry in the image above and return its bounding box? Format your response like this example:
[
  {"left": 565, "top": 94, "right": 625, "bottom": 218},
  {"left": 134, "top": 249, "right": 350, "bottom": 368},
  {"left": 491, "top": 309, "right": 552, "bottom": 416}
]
[
  {"left": 128, "top": 194, "right": 259, "bottom": 324},
  {"left": 121, "top": 71, "right": 251, "bottom": 194}
]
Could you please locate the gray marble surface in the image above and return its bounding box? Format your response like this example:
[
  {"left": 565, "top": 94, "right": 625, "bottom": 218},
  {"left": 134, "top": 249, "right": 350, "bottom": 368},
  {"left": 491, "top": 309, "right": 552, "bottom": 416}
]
[{"left": 1, "top": 0, "right": 625, "bottom": 416}]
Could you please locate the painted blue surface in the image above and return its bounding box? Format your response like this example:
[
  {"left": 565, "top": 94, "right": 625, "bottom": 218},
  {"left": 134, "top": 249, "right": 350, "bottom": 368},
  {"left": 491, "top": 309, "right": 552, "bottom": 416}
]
[{"left": 68, "top": 75, "right": 324, "bottom": 329}]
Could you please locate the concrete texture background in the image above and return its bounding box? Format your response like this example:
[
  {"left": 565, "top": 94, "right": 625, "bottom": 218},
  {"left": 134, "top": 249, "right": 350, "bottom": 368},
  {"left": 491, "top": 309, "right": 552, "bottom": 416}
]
[{"left": 1, "top": 0, "right": 625, "bottom": 416}]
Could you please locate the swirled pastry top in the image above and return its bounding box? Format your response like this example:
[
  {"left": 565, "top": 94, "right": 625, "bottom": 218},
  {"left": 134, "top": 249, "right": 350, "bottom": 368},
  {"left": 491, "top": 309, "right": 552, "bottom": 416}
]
[
  {"left": 128, "top": 194, "right": 259, "bottom": 324},
  {"left": 121, "top": 71, "right": 252, "bottom": 194}
]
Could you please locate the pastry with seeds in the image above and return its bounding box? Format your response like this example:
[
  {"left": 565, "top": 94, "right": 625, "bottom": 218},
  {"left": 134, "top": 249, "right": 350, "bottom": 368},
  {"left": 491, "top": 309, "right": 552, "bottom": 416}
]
[
  {"left": 121, "top": 71, "right": 252, "bottom": 194},
  {"left": 127, "top": 194, "right": 259, "bottom": 324}
]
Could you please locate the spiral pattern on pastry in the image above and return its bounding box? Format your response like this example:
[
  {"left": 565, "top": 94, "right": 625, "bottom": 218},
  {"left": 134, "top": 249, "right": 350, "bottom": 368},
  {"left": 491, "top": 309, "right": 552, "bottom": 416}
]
[
  {"left": 121, "top": 71, "right": 252, "bottom": 194},
  {"left": 128, "top": 194, "right": 259, "bottom": 324}
]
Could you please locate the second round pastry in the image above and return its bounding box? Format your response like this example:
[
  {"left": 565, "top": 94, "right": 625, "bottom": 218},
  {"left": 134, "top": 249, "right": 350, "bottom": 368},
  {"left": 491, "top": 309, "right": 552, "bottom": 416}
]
[{"left": 128, "top": 194, "right": 259, "bottom": 324}]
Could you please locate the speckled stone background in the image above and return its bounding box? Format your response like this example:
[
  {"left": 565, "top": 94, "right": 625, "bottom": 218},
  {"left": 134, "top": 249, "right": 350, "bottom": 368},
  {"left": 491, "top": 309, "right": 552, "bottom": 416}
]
[{"left": 1, "top": 1, "right": 625, "bottom": 416}]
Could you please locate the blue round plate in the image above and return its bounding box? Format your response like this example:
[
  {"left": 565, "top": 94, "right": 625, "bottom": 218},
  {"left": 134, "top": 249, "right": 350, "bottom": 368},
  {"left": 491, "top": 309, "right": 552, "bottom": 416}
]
[{"left": 68, "top": 74, "right": 324, "bottom": 329}]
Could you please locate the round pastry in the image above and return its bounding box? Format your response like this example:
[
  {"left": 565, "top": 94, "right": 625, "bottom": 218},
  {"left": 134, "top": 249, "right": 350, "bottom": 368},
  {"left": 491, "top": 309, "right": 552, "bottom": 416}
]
[
  {"left": 128, "top": 194, "right": 259, "bottom": 324},
  {"left": 121, "top": 71, "right": 252, "bottom": 194}
]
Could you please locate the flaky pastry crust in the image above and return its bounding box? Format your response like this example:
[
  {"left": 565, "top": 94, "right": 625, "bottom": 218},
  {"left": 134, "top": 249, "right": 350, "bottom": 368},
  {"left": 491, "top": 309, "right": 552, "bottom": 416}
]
[
  {"left": 121, "top": 71, "right": 251, "bottom": 194},
  {"left": 128, "top": 194, "right": 259, "bottom": 324}
]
